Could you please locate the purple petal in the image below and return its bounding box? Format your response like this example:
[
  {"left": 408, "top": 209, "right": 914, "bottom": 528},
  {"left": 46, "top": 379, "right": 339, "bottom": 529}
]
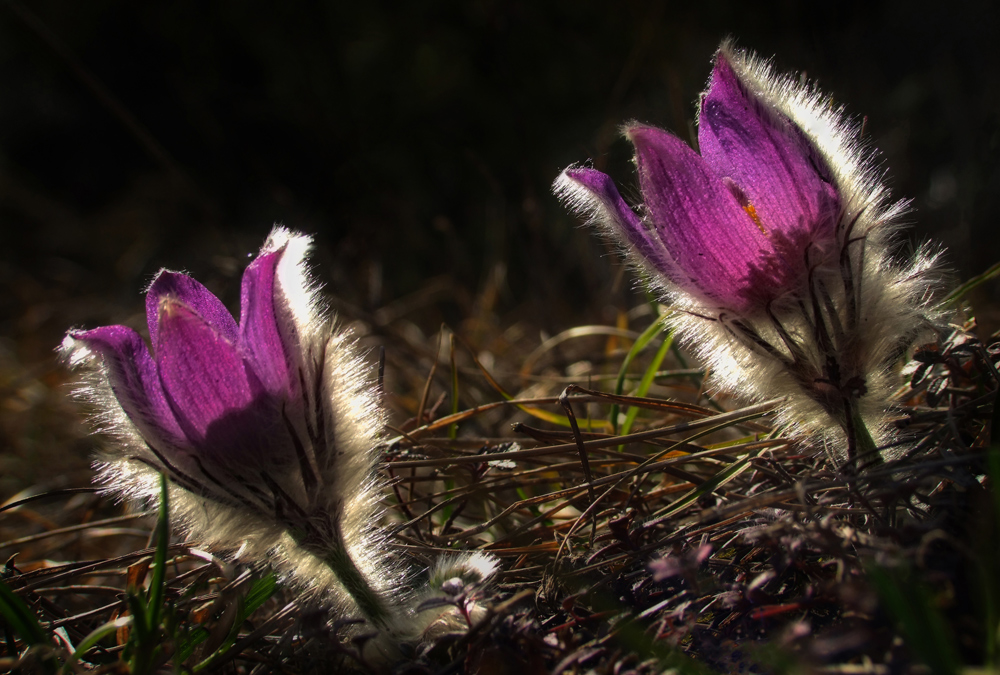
[
  {"left": 154, "top": 297, "right": 258, "bottom": 443},
  {"left": 146, "top": 271, "right": 238, "bottom": 348},
  {"left": 239, "top": 248, "right": 296, "bottom": 397},
  {"left": 627, "top": 125, "right": 772, "bottom": 309},
  {"left": 560, "top": 168, "right": 675, "bottom": 274},
  {"left": 697, "top": 54, "right": 840, "bottom": 240},
  {"left": 68, "top": 325, "right": 188, "bottom": 448}
]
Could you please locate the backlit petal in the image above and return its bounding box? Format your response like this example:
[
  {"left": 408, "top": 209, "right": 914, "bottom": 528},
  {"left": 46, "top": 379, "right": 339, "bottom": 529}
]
[
  {"left": 239, "top": 247, "right": 295, "bottom": 397},
  {"left": 627, "top": 125, "right": 770, "bottom": 309},
  {"left": 154, "top": 297, "right": 257, "bottom": 443},
  {"left": 68, "top": 325, "right": 187, "bottom": 448},
  {"left": 558, "top": 167, "right": 674, "bottom": 274},
  {"left": 697, "top": 54, "right": 839, "bottom": 239},
  {"left": 146, "top": 270, "right": 238, "bottom": 347}
]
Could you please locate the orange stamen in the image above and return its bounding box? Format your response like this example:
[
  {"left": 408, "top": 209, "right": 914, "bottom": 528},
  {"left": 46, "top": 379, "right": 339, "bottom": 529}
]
[{"left": 742, "top": 203, "right": 767, "bottom": 235}]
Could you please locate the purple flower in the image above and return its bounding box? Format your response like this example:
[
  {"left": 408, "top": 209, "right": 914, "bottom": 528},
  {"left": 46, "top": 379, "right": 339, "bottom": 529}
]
[
  {"left": 555, "top": 42, "right": 945, "bottom": 464},
  {"left": 63, "top": 228, "right": 399, "bottom": 625},
  {"left": 67, "top": 246, "right": 301, "bottom": 470},
  {"left": 558, "top": 53, "right": 840, "bottom": 314},
  {"left": 63, "top": 228, "right": 500, "bottom": 647}
]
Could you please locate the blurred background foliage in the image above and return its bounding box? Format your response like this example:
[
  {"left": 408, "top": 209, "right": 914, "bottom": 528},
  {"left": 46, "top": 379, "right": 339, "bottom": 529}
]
[{"left": 0, "top": 0, "right": 997, "bottom": 493}]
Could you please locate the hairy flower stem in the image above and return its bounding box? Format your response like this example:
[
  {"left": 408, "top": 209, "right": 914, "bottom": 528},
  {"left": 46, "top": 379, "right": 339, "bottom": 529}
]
[
  {"left": 851, "top": 409, "right": 881, "bottom": 467},
  {"left": 842, "top": 397, "right": 880, "bottom": 473},
  {"left": 291, "top": 512, "right": 393, "bottom": 628},
  {"left": 322, "top": 544, "right": 392, "bottom": 628}
]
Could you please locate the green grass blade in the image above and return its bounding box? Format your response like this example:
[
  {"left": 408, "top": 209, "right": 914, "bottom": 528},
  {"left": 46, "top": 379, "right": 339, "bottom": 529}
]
[
  {"left": 192, "top": 572, "right": 278, "bottom": 672},
  {"left": 125, "top": 592, "right": 150, "bottom": 644},
  {"left": 945, "top": 261, "right": 1000, "bottom": 306},
  {"left": 610, "top": 313, "right": 670, "bottom": 434},
  {"left": 125, "top": 486, "right": 169, "bottom": 675},
  {"left": 619, "top": 329, "right": 674, "bottom": 444},
  {"left": 0, "top": 578, "right": 47, "bottom": 647},
  {"left": 175, "top": 626, "right": 210, "bottom": 664},
  {"left": 61, "top": 616, "right": 131, "bottom": 672},
  {"left": 646, "top": 451, "right": 756, "bottom": 524},
  {"left": 146, "top": 473, "right": 170, "bottom": 632},
  {"left": 869, "top": 564, "right": 959, "bottom": 675},
  {"left": 240, "top": 573, "right": 277, "bottom": 619}
]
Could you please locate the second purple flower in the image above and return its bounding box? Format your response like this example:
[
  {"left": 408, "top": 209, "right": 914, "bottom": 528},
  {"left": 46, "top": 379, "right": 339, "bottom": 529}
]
[{"left": 556, "top": 41, "right": 945, "bottom": 465}]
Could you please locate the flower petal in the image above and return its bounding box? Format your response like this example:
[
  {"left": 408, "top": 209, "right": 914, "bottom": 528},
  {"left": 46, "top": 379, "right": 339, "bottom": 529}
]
[
  {"left": 262, "top": 228, "right": 320, "bottom": 340},
  {"left": 239, "top": 247, "right": 295, "bottom": 397},
  {"left": 146, "top": 270, "right": 238, "bottom": 348},
  {"left": 697, "top": 53, "right": 839, "bottom": 239},
  {"left": 627, "top": 125, "right": 771, "bottom": 309},
  {"left": 154, "top": 297, "right": 258, "bottom": 443},
  {"left": 67, "top": 325, "right": 187, "bottom": 447},
  {"left": 556, "top": 168, "right": 675, "bottom": 274}
]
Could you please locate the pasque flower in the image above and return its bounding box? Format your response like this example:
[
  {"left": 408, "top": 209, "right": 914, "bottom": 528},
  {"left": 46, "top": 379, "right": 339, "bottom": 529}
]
[
  {"left": 555, "top": 41, "right": 944, "bottom": 465},
  {"left": 62, "top": 227, "right": 495, "bottom": 649}
]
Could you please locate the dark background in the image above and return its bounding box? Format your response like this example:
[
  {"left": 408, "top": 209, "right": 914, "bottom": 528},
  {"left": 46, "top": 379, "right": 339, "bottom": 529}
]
[{"left": 1, "top": 0, "right": 998, "bottom": 368}]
